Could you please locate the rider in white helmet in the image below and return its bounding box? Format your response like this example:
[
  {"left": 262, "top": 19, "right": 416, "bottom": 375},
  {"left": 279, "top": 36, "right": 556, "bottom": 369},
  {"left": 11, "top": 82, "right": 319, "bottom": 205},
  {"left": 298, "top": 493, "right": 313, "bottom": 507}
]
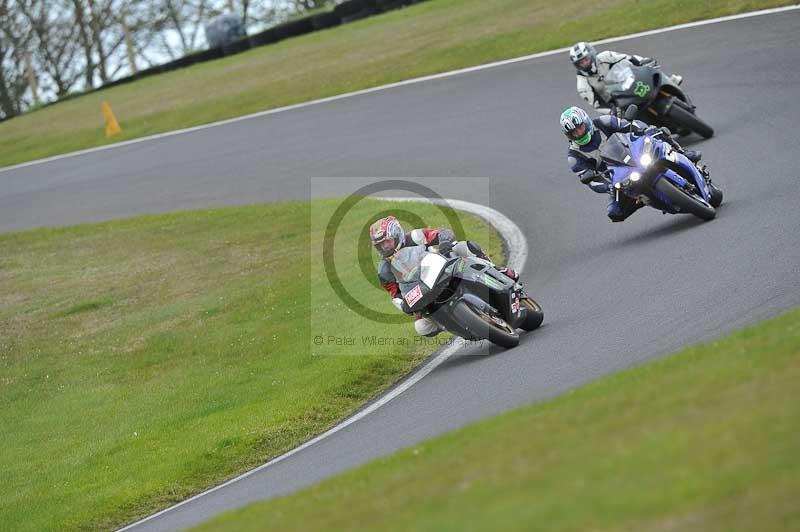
[{"left": 569, "top": 41, "right": 684, "bottom": 113}]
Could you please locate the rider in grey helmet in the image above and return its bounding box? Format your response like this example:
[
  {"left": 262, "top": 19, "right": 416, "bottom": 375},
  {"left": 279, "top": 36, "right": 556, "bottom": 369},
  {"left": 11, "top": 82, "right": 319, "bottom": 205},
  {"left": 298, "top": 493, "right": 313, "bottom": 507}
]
[{"left": 569, "top": 41, "right": 684, "bottom": 113}]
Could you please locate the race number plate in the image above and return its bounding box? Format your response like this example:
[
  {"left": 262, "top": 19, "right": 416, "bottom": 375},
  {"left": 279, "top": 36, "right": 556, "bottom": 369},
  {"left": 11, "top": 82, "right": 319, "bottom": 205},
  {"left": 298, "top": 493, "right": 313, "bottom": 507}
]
[{"left": 405, "top": 285, "right": 423, "bottom": 306}]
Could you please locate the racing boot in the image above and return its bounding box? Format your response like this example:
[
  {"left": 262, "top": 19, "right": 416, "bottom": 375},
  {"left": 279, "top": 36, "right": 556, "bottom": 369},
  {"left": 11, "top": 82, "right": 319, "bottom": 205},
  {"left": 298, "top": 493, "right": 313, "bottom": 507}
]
[
  {"left": 497, "top": 267, "right": 519, "bottom": 282},
  {"left": 669, "top": 74, "right": 683, "bottom": 86},
  {"left": 414, "top": 315, "right": 443, "bottom": 337}
]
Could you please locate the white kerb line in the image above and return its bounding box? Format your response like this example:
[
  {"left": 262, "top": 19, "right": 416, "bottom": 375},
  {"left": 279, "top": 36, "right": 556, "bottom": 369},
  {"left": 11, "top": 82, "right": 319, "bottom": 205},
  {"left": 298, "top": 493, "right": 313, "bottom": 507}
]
[{"left": 117, "top": 196, "right": 526, "bottom": 530}]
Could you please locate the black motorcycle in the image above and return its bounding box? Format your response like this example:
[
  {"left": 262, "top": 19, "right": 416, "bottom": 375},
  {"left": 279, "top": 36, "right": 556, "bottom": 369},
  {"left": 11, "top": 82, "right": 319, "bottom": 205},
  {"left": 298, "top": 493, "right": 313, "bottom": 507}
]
[
  {"left": 604, "top": 60, "right": 714, "bottom": 139},
  {"left": 391, "top": 245, "right": 543, "bottom": 348}
]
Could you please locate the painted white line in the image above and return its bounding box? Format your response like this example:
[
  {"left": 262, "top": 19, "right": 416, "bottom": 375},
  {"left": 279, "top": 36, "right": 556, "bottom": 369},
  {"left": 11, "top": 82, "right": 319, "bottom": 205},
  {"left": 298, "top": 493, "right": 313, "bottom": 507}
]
[
  {"left": 117, "top": 196, "right": 527, "bottom": 531},
  {"left": 383, "top": 197, "right": 528, "bottom": 272},
  {"left": 3, "top": 4, "right": 798, "bottom": 176}
]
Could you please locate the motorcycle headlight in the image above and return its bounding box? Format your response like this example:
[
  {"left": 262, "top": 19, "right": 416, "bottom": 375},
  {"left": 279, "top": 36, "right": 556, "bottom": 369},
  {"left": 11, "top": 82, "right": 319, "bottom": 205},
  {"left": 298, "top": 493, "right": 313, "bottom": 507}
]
[
  {"left": 639, "top": 154, "right": 652, "bottom": 167},
  {"left": 630, "top": 171, "right": 641, "bottom": 182}
]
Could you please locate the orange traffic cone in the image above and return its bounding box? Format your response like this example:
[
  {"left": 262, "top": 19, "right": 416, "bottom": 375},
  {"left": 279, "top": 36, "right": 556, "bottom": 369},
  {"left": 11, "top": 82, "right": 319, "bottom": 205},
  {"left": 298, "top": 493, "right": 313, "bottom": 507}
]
[{"left": 102, "top": 101, "right": 122, "bottom": 138}]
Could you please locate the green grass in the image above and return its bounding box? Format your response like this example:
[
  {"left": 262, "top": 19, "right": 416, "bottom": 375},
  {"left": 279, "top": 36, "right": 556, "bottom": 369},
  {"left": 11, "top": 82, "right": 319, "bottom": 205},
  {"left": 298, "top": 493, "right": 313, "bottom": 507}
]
[
  {"left": 0, "top": 198, "right": 503, "bottom": 531},
  {"left": 195, "top": 305, "right": 800, "bottom": 532},
  {"left": 0, "top": 0, "right": 793, "bottom": 168}
]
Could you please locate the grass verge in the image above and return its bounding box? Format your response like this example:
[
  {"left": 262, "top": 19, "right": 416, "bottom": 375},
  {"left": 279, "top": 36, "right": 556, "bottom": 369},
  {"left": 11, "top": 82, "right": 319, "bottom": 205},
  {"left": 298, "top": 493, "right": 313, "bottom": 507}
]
[
  {"left": 195, "top": 305, "right": 800, "bottom": 532},
  {"left": 0, "top": 198, "right": 503, "bottom": 531},
  {"left": 0, "top": 0, "right": 794, "bottom": 168}
]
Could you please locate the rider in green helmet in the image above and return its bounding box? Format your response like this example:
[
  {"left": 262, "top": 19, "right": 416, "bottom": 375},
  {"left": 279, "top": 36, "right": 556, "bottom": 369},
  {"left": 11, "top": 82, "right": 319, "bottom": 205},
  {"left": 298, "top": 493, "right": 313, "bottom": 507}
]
[{"left": 561, "top": 106, "right": 703, "bottom": 222}]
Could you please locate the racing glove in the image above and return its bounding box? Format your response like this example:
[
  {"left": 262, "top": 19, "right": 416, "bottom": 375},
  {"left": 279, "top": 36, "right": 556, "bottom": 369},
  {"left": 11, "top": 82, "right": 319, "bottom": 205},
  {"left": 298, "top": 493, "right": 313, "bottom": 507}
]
[
  {"left": 628, "top": 122, "right": 646, "bottom": 136},
  {"left": 630, "top": 56, "right": 657, "bottom": 67},
  {"left": 579, "top": 171, "right": 601, "bottom": 185},
  {"left": 579, "top": 171, "right": 610, "bottom": 193}
]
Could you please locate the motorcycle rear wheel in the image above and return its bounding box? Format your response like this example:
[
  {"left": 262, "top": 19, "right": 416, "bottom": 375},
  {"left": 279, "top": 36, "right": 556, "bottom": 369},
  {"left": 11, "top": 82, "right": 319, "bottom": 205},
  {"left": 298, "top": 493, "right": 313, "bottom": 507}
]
[
  {"left": 452, "top": 300, "right": 520, "bottom": 348},
  {"left": 655, "top": 178, "right": 716, "bottom": 221},
  {"left": 667, "top": 104, "right": 714, "bottom": 139}
]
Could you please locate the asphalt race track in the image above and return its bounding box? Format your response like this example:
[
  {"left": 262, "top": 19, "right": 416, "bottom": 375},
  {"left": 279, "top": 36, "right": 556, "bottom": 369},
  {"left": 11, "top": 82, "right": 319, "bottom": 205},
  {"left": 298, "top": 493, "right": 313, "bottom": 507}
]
[{"left": 3, "top": 10, "right": 799, "bottom": 531}]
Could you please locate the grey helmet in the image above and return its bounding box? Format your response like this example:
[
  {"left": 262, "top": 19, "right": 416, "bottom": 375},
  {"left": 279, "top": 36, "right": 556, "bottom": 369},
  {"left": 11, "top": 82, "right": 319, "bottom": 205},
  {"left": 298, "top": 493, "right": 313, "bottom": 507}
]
[{"left": 569, "top": 42, "right": 597, "bottom": 75}]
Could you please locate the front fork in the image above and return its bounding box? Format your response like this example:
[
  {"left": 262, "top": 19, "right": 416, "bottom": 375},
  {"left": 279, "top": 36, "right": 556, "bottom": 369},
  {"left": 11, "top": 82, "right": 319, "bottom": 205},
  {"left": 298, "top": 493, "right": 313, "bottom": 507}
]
[
  {"left": 654, "top": 93, "right": 695, "bottom": 116},
  {"left": 672, "top": 151, "right": 711, "bottom": 202}
]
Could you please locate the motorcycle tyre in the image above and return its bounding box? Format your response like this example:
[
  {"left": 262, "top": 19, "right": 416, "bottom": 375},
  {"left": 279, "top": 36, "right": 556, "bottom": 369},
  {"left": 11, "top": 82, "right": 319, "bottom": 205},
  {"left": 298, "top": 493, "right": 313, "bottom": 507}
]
[
  {"left": 520, "top": 297, "right": 544, "bottom": 331},
  {"left": 452, "top": 300, "right": 520, "bottom": 349},
  {"left": 708, "top": 181, "right": 724, "bottom": 208},
  {"left": 655, "top": 178, "right": 716, "bottom": 221},
  {"left": 667, "top": 104, "right": 714, "bottom": 139}
]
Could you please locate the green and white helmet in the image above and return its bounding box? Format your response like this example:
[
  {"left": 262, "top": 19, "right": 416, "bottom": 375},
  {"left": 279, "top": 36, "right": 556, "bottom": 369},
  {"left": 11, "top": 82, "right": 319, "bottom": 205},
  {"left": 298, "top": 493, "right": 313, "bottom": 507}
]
[{"left": 560, "top": 106, "right": 594, "bottom": 146}]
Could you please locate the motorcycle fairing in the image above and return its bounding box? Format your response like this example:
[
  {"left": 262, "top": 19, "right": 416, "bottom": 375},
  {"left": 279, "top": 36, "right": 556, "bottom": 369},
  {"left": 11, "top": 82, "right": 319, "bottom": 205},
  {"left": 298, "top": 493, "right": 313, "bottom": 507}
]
[
  {"left": 607, "top": 63, "right": 692, "bottom": 113},
  {"left": 392, "top": 247, "right": 529, "bottom": 334},
  {"left": 605, "top": 133, "right": 712, "bottom": 210}
]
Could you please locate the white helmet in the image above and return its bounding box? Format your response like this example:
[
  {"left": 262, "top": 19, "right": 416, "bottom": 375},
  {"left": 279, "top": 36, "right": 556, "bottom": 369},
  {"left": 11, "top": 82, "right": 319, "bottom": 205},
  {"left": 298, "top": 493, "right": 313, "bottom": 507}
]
[{"left": 569, "top": 42, "right": 597, "bottom": 75}]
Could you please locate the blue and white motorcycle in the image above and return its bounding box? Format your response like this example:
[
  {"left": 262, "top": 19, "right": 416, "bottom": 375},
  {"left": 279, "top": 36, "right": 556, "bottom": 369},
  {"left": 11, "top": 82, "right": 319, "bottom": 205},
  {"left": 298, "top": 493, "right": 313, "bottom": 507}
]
[{"left": 601, "top": 107, "right": 723, "bottom": 220}]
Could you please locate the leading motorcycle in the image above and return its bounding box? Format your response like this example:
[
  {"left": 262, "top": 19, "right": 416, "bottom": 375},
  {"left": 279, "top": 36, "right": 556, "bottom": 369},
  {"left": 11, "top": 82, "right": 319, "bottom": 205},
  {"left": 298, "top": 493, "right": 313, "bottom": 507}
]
[{"left": 391, "top": 245, "right": 543, "bottom": 348}]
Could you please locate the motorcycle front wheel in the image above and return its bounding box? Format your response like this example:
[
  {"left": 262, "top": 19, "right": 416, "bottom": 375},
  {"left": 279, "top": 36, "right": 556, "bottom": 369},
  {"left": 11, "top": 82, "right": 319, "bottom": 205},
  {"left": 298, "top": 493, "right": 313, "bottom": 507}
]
[
  {"left": 452, "top": 300, "right": 520, "bottom": 348},
  {"left": 655, "top": 178, "right": 716, "bottom": 221}
]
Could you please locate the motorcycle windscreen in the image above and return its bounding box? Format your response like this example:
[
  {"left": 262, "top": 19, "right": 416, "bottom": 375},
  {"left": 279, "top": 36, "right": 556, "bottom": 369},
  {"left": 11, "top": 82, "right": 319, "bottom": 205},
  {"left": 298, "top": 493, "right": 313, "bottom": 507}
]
[
  {"left": 600, "top": 133, "right": 634, "bottom": 166},
  {"left": 390, "top": 246, "right": 426, "bottom": 283},
  {"left": 392, "top": 246, "right": 432, "bottom": 311},
  {"left": 604, "top": 61, "right": 636, "bottom": 93},
  {"left": 420, "top": 253, "right": 448, "bottom": 289}
]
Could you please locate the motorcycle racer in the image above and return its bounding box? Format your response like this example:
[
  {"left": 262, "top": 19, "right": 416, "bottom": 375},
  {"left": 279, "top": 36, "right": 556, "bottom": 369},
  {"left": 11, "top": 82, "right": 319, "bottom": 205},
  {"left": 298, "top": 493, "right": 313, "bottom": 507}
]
[
  {"left": 560, "top": 106, "right": 705, "bottom": 222},
  {"left": 569, "top": 41, "right": 684, "bottom": 113},
  {"left": 369, "top": 216, "right": 517, "bottom": 336}
]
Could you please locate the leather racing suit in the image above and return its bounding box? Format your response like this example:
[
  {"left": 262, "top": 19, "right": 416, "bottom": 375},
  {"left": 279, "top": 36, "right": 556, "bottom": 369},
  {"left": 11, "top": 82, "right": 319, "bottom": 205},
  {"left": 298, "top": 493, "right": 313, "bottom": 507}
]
[
  {"left": 377, "top": 228, "right": 516, "bottom": 336},
  {"left": 567, "top": 115, "right": 700, "bottom": 222},
  {"left": 577, "top": 50, "right": 680, "bottom": 112}
]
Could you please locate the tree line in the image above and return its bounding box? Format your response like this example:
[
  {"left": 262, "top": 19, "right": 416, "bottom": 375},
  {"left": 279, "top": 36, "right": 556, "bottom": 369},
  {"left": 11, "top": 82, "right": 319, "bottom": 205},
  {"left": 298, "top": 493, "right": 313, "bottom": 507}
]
[{"left": 0, "top": 0, "right": 327, "bottom": 119}]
